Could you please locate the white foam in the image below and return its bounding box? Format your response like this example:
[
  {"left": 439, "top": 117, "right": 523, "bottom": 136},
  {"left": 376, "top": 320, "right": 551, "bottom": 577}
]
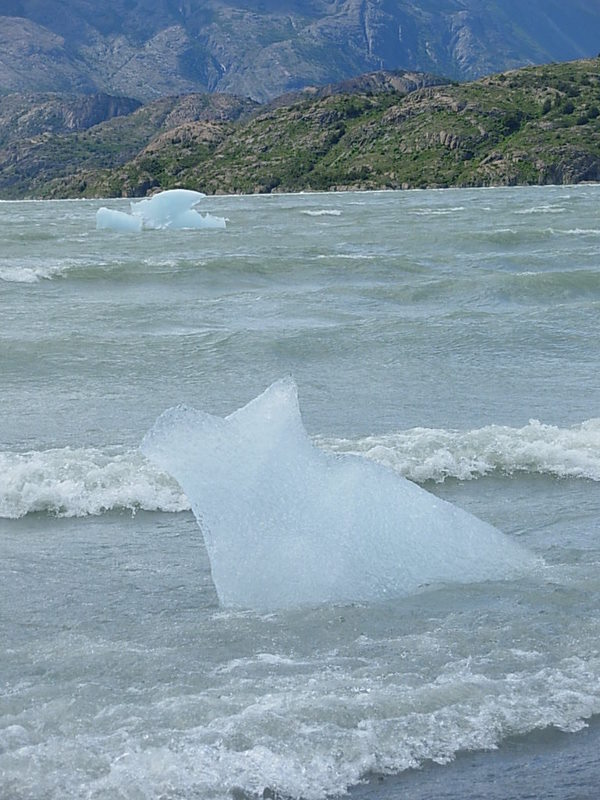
[
  {"left": 141, "top": 378, "right": 539, "bottom": 610},
  {"left": 563, "top": 228, "right": 600, "bottom": 236},
  {"left": 0, "top": 447, "right": 186, "bottom": 518},
  {"left": 409, "top": 206, "right": 465, "bottom": 216},
  {"left": 3, "top": 417, "right": 598, "bottom": 519},
  {"left": 0, "top": 260, "right": 69, "bottom": 283},
  {"left": 315, "top": 253, "right": 376, "bottom": 260},
  {"left": 300, "top": 209, "right": 342, "bottom": 216},
  {"left": 317, "top": 418, "right": 600, "bottom": 483},
  {"left": 96, "top": 189, "right": 226, "bottom": 232},
  {"left": 514, "top": 204, "right": 566, "bottom": 214},
  {"left": 7, "top": 645, "right": 598, "bottom": 800}
]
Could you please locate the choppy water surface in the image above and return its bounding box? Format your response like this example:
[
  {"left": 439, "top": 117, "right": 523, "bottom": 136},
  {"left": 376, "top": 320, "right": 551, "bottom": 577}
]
[{"left": 1, "top": 186, "right": 599, "bottom": 799}]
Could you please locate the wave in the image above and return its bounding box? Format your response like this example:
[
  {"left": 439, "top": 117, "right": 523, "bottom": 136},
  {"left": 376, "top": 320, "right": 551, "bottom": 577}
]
[
  {"left": 409, "top": 206, "right": 465, "bottom": 216},
  {"left": 316, "top": 418, "right": 600, "bottom": 483},
  {"left": 0, "top": 447, "right": 187, "bottom": 519},
  {"left": 562, "top": 228, "right": 600, "bottom": 236},
  {"left": 300, "top": 209, "right": 342, "bottom": 216},
  {"left": 6, "top": 637, "right": 598, "bottom": 800},
  {"left": 0, "top": 256, "right": 204, "bottom": 285},
  {"left": 0, "top": 260, "right": 72, "bottom": 283},
  {"left": 514, "top": 204, "right": 567, "bottom": 214},
  {"left": 477, "top": 224, "right": 600, "bottom": 248},
  {"left": 315, "top": 252, "right": 376, "bottom": 260},
  {"left": 507, "top": 268, "right": 600, "bottom": 300},
  {"left": 477, "top": 226, "right": 557, "bottom": 246},
  {"left": 2, "top": 419, "right": 598, "bottom": 518}
]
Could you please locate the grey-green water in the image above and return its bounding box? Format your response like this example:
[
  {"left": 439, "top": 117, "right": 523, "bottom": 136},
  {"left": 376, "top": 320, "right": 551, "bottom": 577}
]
[{"left": 1, "top": 186, "right": 599, "bottom": 799}]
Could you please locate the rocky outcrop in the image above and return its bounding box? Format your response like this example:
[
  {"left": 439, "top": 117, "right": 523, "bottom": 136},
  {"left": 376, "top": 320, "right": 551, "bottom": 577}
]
[{"left": 0, "top": 93, "right": 141, "bottom": 146}]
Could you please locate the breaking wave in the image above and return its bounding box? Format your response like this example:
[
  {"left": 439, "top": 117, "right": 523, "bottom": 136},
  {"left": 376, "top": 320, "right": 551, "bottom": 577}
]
[
  {"left": 409, "top": 206, "right": 465, "bottom": 216},
  {"left": 0, "top": 447, "right": 187, "bottom": 519},
  {"left": 300, "top": 209, "right": 342, "bottom": 216},
  {"left": 0, "top": 259, "right": 72, "bottom": 283},
  {"left": 316, "top": 417, "right": 600, "bottom": 484},
  {"left": 1, "top": 418, "right": 598, "bottom": 518},
  {"left": 514, "top": 204, "right": 567, "bottom": 214}
]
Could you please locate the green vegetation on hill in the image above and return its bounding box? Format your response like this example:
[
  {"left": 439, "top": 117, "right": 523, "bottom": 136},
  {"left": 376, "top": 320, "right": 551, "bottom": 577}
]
[
  {"left": 2, "top": 59, "right": 600, "bottom": 199},
  {"left": 0, "top": 93, "right": 257, "bottom": 198}
]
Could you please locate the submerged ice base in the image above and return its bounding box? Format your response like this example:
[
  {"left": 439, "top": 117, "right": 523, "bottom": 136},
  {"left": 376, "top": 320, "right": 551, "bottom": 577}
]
[
  {"left": 141, "top": 379, "right": 539, "bottom": 610},
  {"left": 96, "top": 189, "right": 226, "bottom": 231}
]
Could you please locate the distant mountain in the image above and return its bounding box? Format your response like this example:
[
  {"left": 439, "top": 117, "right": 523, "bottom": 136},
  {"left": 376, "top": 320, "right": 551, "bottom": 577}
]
[
  {"left": 1, "top": 1, "right": 600, "bottom": 101},
  {"left": 4, "top": 58, "right": 600, "bottom": 199}
]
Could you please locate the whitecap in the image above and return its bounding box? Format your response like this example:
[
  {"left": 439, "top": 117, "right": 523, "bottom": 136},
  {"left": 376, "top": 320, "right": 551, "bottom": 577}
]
[
  {"left": 409, "top": 206, "right": 465, "bottom": 216},
  {"left": 0, "top": 260, "right": 70, "bottom": 283},
  {"left": 0, "top": 447, "right": 187, "bottom": 518},
  {"left": 300, "top": 209, "right": 342, "bottom": 216},
  {"left": 315, "top": 253, "right": 376, "bottom": 260},
  {"left": 514, "top": 205, "right": 566, "bottom": 214},
  {"left": 316, "top": 418, "right": 600, "bottom": 483}
]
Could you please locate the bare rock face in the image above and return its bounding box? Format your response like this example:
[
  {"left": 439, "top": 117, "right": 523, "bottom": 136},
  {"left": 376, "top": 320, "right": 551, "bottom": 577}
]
[
  {"left": 1, "top": 1, "right": 600, "bottom": 102},
  {"left": 0, "top": 16, "right": 95, "bottom": 94},
  {"left": 0, "top": 93, "right": 141, "bottom": 146}
]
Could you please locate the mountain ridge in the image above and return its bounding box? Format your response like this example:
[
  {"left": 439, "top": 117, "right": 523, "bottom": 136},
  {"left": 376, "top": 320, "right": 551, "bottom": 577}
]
[
  {"left": 2, "top": 58, "right": 600, "bottom": 199},
  {"left": 2, "top": 1, "right": 600, "bottom": 102}
]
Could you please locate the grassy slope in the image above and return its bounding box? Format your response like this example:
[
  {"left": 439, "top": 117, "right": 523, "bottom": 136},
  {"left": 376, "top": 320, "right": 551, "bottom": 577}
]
[{"left": 4, "top": 58, "right": 600, "bottom": 198}]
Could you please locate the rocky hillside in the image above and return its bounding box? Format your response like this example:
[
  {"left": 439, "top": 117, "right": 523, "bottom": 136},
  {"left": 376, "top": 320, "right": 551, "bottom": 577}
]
[
  {"left": 3, "top": 59, "right": 600, "bottom": 199},
  {"left": 0, "top": 92, "right": 258, "bottom": 197},
  {"left": 1, "top": 1, "right": 599, "bottom": 102},
  {"left": 0, "top": 93, "right": 141, "bottom": 146}
]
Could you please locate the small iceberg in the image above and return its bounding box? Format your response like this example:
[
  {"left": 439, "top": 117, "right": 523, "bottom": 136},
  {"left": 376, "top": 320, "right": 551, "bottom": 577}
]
[
  {"left": 96, "top": 189, "right": 226, "bottom": 231},
  {"left": 96, "top": 207, "right": 143, "bottom": 232},
  {"left": 141, "top": 378, "right": 540, "bottom": 610}
]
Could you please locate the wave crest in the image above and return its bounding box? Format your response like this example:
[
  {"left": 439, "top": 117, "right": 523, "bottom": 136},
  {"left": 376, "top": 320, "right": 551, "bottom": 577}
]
[
  {"left": 316, "top": 418, "right": 600, "bottom": 483},
  {"left": 2, "top": 418, "right": 598, "bottom": 518},
  {"left": 0, "top": 447, "right": 188, "bottom": 519},
  {"left": 0, "top": 260, "right": 71, "bottom": 283}
]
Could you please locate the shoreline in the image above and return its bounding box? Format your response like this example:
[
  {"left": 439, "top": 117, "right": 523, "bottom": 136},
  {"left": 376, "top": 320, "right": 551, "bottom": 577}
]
[
  {"left": 3, "top": 180, "right": 600, "bottom": 204},
  {"left": 350, "top": 716, "right": 600, "bottom": 800}
]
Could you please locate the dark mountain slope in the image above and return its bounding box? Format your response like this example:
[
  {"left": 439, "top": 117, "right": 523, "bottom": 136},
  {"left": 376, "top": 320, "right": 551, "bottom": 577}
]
[{"left": 1, "top": 1, "right": 599, "bottom": 101}]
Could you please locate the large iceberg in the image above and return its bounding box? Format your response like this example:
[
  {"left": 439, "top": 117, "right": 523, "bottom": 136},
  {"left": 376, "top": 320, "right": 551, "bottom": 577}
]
[
  {"left": 96, "top": 189, "right": 226, "bottom": 231},
  {"left": 141, "top": 379, "right": 539, "bottom": 610}
]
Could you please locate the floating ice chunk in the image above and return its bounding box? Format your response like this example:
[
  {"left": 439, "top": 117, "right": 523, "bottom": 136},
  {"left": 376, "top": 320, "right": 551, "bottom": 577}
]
[
  {"left": 141, "top": 379, "right": 539, "bottom": 610},
  {"left": 132, "top": 188, "right": 206, "bottom": 223},
  {"left": 96, "top": 189, "right": 226, "bottom": 231},
  {"left": 96, "top": 207, "right": 142, "bottom": 232},
  {"left": 130, "top": 189, "right": 226, "bottom": 229}
]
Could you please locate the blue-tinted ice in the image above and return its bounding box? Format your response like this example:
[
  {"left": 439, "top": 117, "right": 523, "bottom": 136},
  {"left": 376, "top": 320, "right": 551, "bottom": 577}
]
[
  {"left": 141, "top": 378, "right": 539, "bottom": 609},
  {"left": 96, "top": 189, "right": 226, "bottom": 231}
]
